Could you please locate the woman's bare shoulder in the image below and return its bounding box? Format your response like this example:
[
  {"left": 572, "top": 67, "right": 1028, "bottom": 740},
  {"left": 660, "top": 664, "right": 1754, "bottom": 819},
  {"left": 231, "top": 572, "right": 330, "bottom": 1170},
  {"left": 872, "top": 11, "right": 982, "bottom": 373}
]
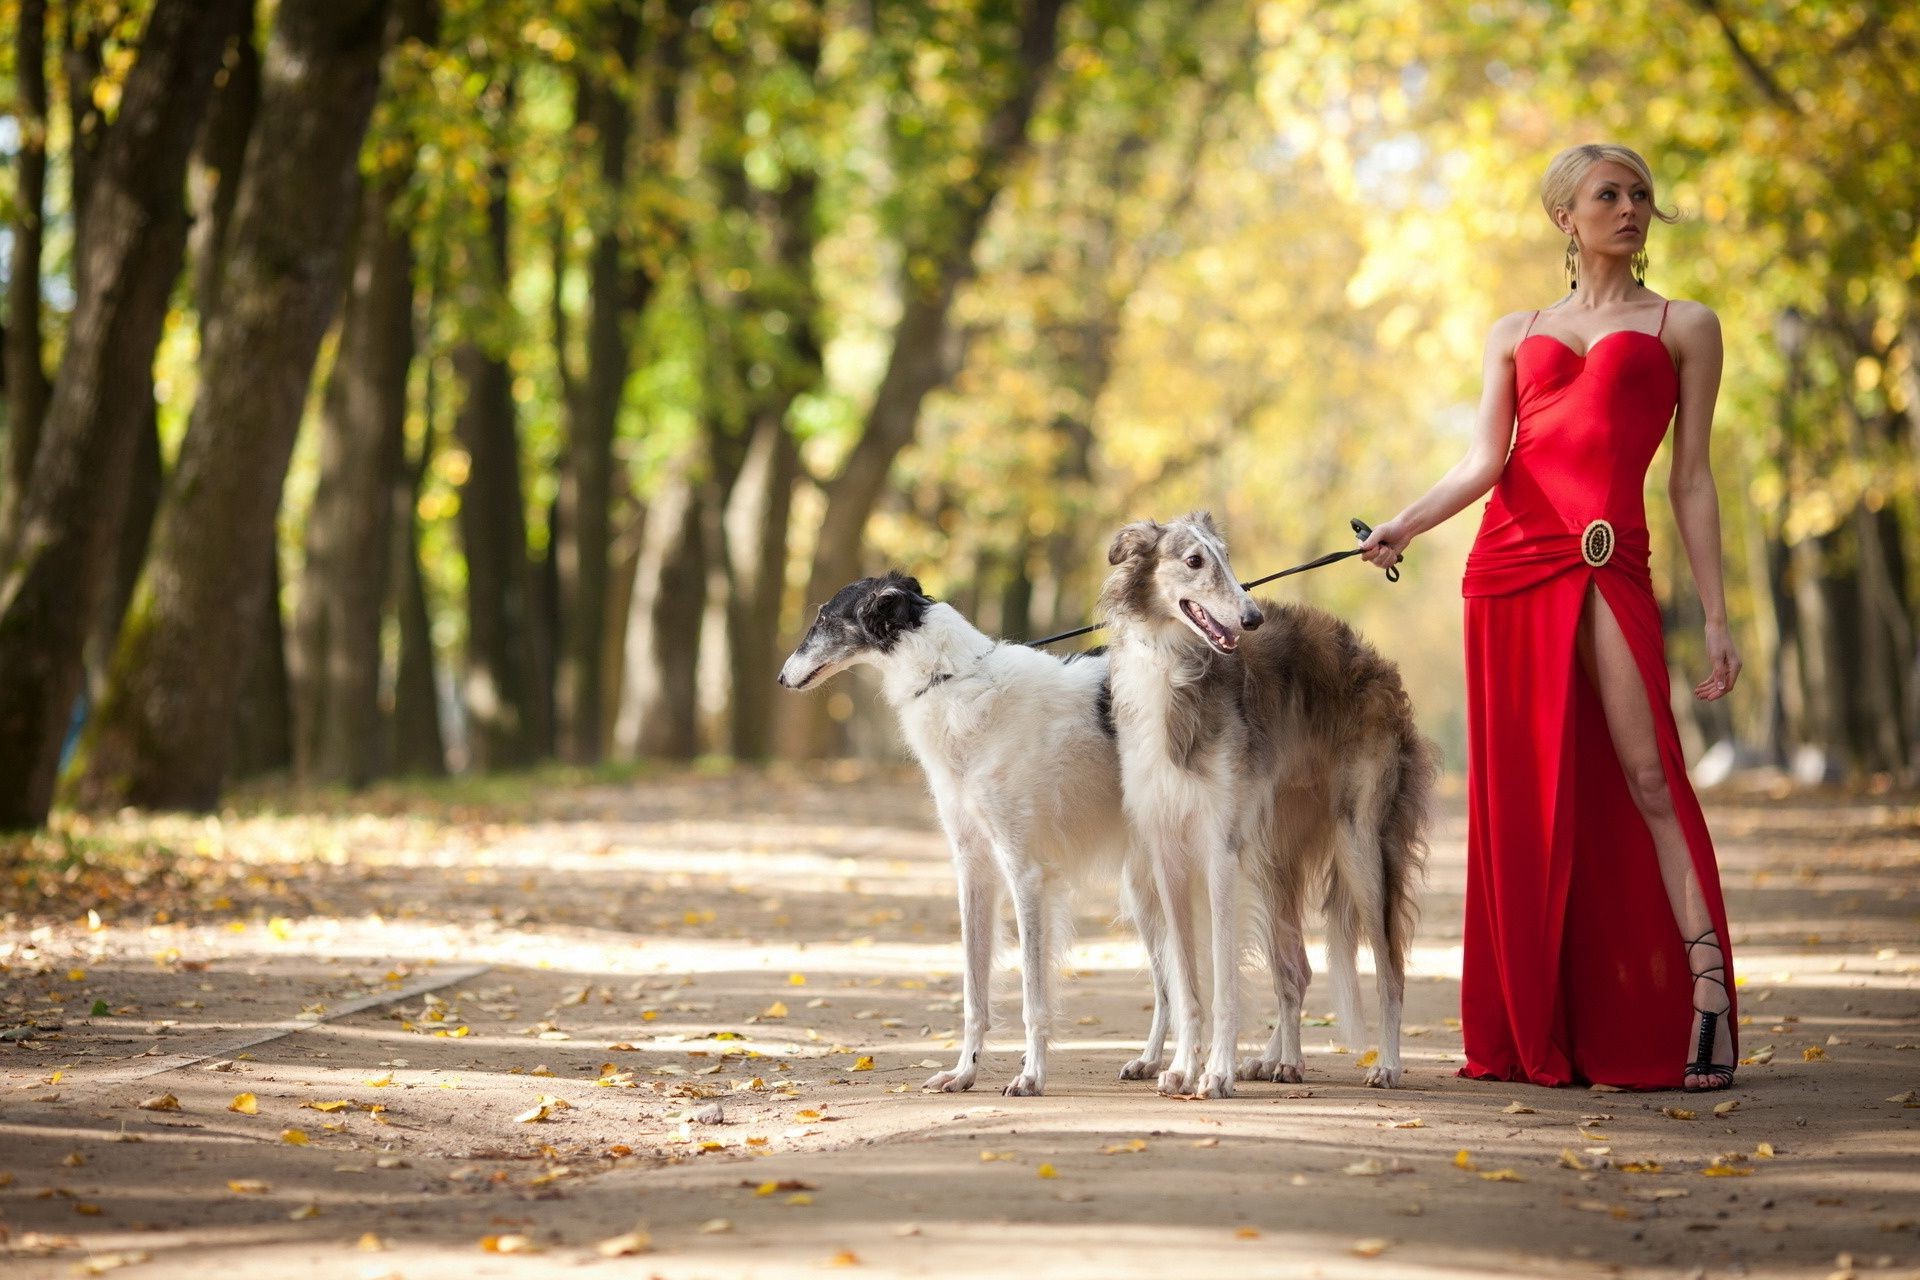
[{"left": 1662, "top": 298, "right": 1721, "bottom": 338}]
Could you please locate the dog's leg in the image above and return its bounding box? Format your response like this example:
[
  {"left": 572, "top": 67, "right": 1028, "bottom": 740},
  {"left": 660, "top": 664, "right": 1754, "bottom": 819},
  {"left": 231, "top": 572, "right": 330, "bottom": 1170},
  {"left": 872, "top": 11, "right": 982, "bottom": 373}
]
[
  {"left": 1119, "top": 851, "right": 1169, "bottom": 1081},
  {"left": 1347, "top": 811, "right": 1405, "bottom": 1089},
  {"left": 1239, "top": 897, "right": 1309, "bottom": 1084},
  {"left": 1000, "top": 854, "right": 1052, "bottom": 1097},
  {"left": 1148, "top": 834, "right": 1205, "bottom": 1097},
  {"left": 925, "top": 819, "right": 995, "bottom": 1094},
  {"left": 1196, "top": 835, "right": 1241, "bottom": 1099}
]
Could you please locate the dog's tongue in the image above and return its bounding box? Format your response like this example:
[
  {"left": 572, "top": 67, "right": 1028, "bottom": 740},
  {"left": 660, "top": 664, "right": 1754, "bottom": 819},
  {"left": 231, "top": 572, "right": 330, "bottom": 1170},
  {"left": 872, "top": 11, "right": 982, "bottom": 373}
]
[{"left": 1184, "top": 600, "right": 1236, "bottom": 652}]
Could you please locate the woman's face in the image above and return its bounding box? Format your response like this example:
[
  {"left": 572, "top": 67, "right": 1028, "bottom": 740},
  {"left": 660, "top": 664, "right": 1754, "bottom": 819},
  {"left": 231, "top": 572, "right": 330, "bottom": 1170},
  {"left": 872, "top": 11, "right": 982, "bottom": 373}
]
[{"left": 1556, "top": 159, "right": 1654, "bottom": 256}]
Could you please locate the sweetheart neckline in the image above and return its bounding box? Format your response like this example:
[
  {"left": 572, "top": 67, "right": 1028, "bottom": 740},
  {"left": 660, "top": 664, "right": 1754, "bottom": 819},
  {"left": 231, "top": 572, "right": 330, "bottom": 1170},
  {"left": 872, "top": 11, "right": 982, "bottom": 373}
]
[{"left": 1520, "top": 329, "right": 1675, "bottom": 372}]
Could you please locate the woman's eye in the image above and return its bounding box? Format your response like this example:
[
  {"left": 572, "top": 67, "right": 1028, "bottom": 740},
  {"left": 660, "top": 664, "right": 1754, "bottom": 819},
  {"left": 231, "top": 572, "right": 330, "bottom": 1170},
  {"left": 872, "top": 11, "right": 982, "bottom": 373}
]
[{"left": 1185, "top": 555, "right": 1204, "bottom": 569}]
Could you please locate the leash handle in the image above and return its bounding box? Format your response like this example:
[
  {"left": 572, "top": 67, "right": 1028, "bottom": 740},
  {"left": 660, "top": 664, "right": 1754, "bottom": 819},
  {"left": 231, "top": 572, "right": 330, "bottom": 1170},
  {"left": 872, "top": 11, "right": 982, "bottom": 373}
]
[{"left": 1023, "top": 516, "right": 1399, "bottom": 648}]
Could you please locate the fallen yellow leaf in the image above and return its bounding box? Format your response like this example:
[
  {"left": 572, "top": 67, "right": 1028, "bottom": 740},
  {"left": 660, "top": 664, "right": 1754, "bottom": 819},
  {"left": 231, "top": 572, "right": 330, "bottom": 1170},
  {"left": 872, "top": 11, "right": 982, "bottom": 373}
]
[
  {"left": 137, "top": 1093, "right": 181, "bottom": 1112},
  {"left": 1661, "top": 1107, "right": 1696, "bottom": 1121},
  {"left": 1358, "top": 1049, "right": 1380, "bottom": 1068},
  {"left": 1479, "top": 1169, "right": 1523, "bottom": 1182},
  {"left": 787, "top": 1192, "right": 814, "bottom": 1206},
  {"left": 303, "top": 1100, "right": 352, "bottom": 1113},
  {"left": 356, "top": 1233, "right": 385, "bottom": 1252},
  {"left": 1102, "top": 1138, "right": 1148, "bottom": 1155},
  {"left": 827, "top": 1251, "right": 860, "bottom": 1267},
  {"left": 1615, "top": 1161, "right": 1663, "bottom": 1174},
  {"left": 481, "top": 1234, "right": 540, "bottom": 1254},
  {"left": 789, "top": 974, "right": 807, "bottom": 986},
  {"left": 852, "top": 1056, "right": 875, "bottom": 1071},
  {"left": 763, "top": 1001, "right": 789, "bottom": 1018},
  {"left": 1802, "top": 1045, "right": 1826, "bottom": 1062},
  {"left": 365, "top": 1073, "right": 393, "bottom": 1087},
  {"left": 68, "top": 968, "right": 88, "bottom": 982},
  {"left": 1712, "top": 1099, "right": 1739, "bottom": 1117},
  {"left": 595, "top": 1229, "right": 651, "bottom": 1257},
  {"left": 1390, "top": 1118, "right": 1424, "bottom": 1129},
  {"left": 1352, "top": 1237, "right": 1391, "bottom": 1257},
  {"left": 1037, "top": 1163, "right": 1058, "bottom": 1179},
  {"left": 229, "top": 1093, "right": 259, "bottom": 1116},
  {"left": 980, "top": 1150, "right": 1015, "bottom": 1162},
  {"left": 699, "top": 1218, "right": 733, "bottom": 1234},
  {"left": 1754, "top": 1142, "right": 1776, "bottom": 1159},
  {"left": 1453, "top": 1149, "right": 1475, "bottom": 1170},
  {"left": 1701, "top": 1161, "right": 1752, "bottom": 1178},
  {"left": 1235, "top": 1226, "right": 1260, "bottom": 1240},
  {"left": 280, "top": 1129, "right": 309, "bottom": 1145},
  {"left": 288, "top": 1203, "right": 320, "bottom": 1220},
  {"left": 1501, "top": 1101, "right": 1535, "bottom": 1115},
  {"left": 228, "top": 1179, "right": 269, "bottom": 1194},
  {"left": 1559, "top": 1148, "right": 1587, "bottom": 1169}
]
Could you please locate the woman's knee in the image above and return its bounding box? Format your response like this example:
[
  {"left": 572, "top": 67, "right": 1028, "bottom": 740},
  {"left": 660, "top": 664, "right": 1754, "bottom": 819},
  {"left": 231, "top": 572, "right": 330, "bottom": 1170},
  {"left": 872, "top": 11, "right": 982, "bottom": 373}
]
[{"left": 1624, "top": 760, "right": 1673, "bottom": 817}]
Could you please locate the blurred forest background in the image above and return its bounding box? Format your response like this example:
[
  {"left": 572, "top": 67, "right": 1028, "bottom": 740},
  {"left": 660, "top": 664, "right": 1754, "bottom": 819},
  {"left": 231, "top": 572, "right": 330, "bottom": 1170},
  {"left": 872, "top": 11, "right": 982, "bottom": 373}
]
[{"left": 0, "top": 0, "right": 1915, "bottom": 832}]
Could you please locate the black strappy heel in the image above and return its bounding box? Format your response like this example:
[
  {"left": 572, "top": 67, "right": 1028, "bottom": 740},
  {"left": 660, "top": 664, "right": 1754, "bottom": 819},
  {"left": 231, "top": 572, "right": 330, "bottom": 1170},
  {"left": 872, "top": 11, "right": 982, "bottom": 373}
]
[{"left": 1683, "top": 930, "right": 1735, "bottom": 1092}]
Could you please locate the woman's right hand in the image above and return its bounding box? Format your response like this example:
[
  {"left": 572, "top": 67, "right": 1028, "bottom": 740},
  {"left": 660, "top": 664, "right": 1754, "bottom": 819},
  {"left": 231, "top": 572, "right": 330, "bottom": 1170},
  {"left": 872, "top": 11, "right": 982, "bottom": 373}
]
[{"left": 1359, "top": 516, "right": 1412, "bottom": 571}]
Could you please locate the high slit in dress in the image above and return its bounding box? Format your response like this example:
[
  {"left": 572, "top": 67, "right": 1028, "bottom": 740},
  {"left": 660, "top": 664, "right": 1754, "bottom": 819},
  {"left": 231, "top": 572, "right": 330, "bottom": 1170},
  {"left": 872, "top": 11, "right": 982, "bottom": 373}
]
[{"left": 1458, "top": 301, "right": 1737, "bottom": 1089}]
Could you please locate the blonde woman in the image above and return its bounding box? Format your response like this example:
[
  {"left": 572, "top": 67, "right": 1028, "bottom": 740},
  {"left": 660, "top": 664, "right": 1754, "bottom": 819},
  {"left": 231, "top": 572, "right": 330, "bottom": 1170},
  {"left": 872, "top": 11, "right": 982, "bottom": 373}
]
[{"left": 1360, "top": 143, "right": 1741, "bottom": 1091}]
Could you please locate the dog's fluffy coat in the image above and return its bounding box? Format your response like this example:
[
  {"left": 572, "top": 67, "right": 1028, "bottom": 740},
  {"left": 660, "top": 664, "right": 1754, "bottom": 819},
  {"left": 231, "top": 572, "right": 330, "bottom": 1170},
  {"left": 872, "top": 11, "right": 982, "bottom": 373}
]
[
  {"left": 778, "top": 574, "right": 1168, "bottom": 1095},
  {"left": 1101, "top": 513, "right": 1436, "bottom": 1097}
]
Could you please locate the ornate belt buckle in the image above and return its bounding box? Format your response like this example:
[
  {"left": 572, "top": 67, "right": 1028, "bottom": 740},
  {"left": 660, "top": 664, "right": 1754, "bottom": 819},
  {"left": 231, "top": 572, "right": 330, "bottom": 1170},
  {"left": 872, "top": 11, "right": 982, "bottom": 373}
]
[{"left": 1582, "top": 518, "right": 1615, "bottom": 568}]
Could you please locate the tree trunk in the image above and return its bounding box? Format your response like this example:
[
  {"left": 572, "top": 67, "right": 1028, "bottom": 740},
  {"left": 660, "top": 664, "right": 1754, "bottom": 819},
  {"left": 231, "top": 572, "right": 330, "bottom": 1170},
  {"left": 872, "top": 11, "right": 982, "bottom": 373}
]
[
  {"left": 292, "top": 0, "right": 441, "bottom": 787},
  {"left": 2, "top": 0, "right": 53, "bottom": 537},
  {"left": 0, "top": 0, "right": 248, "bottom": 830},
  {"left": 84, "top": 405, "right": 162, "bottom": 705},
  {"left": 187, "top": 14, "right": 261, "bottom": 326},
  {"left": 61, "top": 0, "right": 106, "bottom": 298},
  {"left": 787, "top": 0, "right": 1066, "bottom": 758},
  {"left": 614, "top": 470, "right": 707, "bottom": 760},
  {"left": 452, "top": 123, "right": 549, "bottom": 771},
  {"left": 229, "top": 543, "right": 293, "bottom": 780},
  {"left": 80, "top": 0, "right": 395, "bottom": 813},
  {"left": 725, "top": 411, "right": 801, "bottom": 759},
  {"left": 555, "top": 6, "right": 643, "bottom": 765},
  {"left": 388, "top": 430, "right": 447, "bottom": 777}
]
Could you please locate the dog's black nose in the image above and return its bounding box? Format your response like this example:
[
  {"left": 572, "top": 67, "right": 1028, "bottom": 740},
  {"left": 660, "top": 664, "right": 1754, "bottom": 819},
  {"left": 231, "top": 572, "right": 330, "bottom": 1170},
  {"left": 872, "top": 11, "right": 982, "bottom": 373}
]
[
  {"left": 775, "top": 671, "right": 790, "bottom": 687},
  {"left": 1241, "top": 605, "right": 1265, "bottom": 631}
]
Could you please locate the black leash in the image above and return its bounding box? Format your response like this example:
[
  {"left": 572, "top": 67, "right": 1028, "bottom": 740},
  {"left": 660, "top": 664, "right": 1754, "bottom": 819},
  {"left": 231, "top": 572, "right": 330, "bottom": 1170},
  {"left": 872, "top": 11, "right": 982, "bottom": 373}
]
[{"left": 1022, "top": 517, "right": 1400, "bottom": 649}]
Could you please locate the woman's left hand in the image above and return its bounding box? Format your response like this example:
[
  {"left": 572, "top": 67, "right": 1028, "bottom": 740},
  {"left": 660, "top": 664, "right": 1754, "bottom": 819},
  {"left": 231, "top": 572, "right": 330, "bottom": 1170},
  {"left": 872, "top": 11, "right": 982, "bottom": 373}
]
[{"left": 1694, "top": 620, "right": 1741, "bottom": 701}]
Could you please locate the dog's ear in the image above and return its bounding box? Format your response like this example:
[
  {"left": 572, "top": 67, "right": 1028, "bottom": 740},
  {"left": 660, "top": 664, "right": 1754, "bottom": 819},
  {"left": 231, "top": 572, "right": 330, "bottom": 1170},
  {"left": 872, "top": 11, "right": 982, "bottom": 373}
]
[
  {"left": 1108, "top": 520, "right": 1162, "bottom": 565},
  {"left": 1188, "top": 509, "right": 1222, "bottom": 539},
  {"left": 858, "top": 582, "right": 922, "bottom": 638},
  {"left": 894, "top": 573, "right": 927, "bottom": 600}
]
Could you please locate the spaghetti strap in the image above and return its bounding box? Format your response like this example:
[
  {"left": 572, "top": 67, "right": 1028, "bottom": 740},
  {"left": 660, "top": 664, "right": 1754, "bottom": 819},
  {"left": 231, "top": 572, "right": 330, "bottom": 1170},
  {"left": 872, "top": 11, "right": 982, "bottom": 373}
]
[
  {"left": 1521, "top": 309, "right": 1540, "bottom": 339},
  {"left": 1656, "top": 300, "right": 1671, "bottom": 337}
]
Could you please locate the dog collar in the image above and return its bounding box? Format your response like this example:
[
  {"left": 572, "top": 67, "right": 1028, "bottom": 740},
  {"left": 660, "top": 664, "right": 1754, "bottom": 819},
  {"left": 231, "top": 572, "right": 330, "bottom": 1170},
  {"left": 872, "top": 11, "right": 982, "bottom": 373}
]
[{"left": 911, "top": 671, "right": 956, "bottom": 699}]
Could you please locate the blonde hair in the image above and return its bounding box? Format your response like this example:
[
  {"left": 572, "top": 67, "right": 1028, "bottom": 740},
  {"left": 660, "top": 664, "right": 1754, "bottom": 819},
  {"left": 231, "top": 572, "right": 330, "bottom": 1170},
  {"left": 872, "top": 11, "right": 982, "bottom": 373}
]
[{"left": 1540, "top": 144, "right": 1678, "bottom": 229}]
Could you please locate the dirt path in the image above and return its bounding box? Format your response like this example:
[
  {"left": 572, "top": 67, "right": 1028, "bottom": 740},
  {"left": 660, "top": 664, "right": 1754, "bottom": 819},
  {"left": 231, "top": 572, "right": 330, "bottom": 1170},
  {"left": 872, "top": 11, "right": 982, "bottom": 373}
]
[{"left": 2, "top": 767, "right": 1916, "bottom": 1278}]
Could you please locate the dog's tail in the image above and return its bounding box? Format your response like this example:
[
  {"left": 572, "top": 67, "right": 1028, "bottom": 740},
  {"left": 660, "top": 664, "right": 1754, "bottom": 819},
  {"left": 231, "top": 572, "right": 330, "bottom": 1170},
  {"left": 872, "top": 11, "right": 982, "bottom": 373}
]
[
  {"left": 1381, "top": 720, "right": 1439, "bottom": 972},
  {"left": 1322, "top": 872, "right": 1365, "bottom": 1050}
]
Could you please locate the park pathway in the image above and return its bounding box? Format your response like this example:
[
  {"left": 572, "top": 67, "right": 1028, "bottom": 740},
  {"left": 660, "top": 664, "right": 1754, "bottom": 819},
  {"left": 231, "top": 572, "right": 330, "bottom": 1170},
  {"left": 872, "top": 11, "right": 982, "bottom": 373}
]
[{"left": 2, "top": 767, "right": 1916, "bottom": 1278}]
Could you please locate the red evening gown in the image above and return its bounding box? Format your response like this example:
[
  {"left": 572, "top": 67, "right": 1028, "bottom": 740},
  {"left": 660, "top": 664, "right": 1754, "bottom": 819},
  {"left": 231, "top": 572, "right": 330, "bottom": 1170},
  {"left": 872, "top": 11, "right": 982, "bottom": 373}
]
[{"left": 1458, "top": 302, "right": 1737, "bottom": 1089}]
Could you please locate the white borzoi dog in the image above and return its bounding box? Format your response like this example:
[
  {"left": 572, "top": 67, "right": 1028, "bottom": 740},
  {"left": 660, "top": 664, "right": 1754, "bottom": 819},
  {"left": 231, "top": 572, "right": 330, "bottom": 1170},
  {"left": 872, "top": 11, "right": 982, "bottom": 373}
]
[
  {"left": 1101, "top": 513, "right": 1436, "bottom": 1098},
  {"left": 778, "top": 572, "right": 1170, "bottom": 1096}
]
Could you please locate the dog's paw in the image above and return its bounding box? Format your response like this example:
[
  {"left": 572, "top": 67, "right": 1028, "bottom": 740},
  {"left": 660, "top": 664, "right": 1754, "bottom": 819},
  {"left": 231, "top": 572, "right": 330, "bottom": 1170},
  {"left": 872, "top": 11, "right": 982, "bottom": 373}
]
[
  {"left": 1235, "top": 1055, "right": 1304, "bottom": 1083},
  {"left": 1362, "top": 1063, "right": 1401, "bottom": 1089},
  {"left": 1155, "top": 1068, "right": 1191, "bottom": 1096},
  {"left": 1195, "top": 1070, "right": 1235, "bottom": 1099},
  {"left": 1002, "top": 1072, "right": 1044, "bottom": 1097},
  {"left": 1118, "top": 1055, "right": 1165, "bottom": 1081},
  {"left": 922, "top": 1068, "right": 976, "bottom": 1093}
]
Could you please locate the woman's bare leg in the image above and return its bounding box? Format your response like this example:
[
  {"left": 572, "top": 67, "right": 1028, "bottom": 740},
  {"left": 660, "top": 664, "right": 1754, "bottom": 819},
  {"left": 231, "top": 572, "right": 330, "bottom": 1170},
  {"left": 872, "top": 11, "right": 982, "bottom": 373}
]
[{"left": 1575, "top": 582, "right": 1733, "bottom": 1088}]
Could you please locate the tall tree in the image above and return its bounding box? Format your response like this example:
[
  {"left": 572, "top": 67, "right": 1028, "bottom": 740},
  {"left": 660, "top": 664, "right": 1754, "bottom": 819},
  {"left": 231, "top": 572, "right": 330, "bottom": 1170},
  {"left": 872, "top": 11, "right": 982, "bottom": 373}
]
[
  {"left": 80, "top": 0, "right": 396, "bottom": 812},
  {"left": 553, "top": 0, "right": 645, "bottom": 765},
  {"left": 450, "top": 75, "right": 550, "bottom": 771},
  {"left": 2, "top": 0, "right": 53, "bottom": 539},
  {"left": 291, "top": 0, "right": 441, "bottom": 787},
  {"left": 0, "top": 0, "right": 250, "bottom": 830},
  {"left": 784, "top": 0, "right": 1067, "bottom": 757}
]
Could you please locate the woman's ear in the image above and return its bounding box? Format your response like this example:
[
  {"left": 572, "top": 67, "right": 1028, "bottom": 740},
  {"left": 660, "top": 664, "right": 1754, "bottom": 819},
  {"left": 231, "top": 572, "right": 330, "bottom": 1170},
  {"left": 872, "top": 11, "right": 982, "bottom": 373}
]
[{"left": 1108, "top": 520, "right": 1162, "bottom": 566}]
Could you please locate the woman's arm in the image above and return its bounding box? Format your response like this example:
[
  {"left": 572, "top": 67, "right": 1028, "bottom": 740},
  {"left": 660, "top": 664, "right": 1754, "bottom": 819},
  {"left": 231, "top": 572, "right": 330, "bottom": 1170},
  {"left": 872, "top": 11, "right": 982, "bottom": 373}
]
[
  {"left": 1357, "top": 311, "right": 1528, "bottom": 569},
  {"left": 1666, "top": 302, "right": 1742, "bottom": 701}
]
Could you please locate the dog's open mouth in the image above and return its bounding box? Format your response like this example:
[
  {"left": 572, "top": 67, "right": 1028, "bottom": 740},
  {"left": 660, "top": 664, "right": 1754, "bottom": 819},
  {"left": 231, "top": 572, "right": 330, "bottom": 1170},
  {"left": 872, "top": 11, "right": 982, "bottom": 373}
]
[{"left": 1180, "top": 599, "right": 1238, "bottom": 654}]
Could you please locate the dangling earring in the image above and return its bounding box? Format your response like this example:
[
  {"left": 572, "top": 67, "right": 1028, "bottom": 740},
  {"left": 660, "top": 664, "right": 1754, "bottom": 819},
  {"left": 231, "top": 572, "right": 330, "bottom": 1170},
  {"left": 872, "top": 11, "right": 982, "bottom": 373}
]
[
  {"left": 1631, "top": 247, "right": 1649, "bottom": 285},
  {"left": 1564, "top": 236, "right": 1579, "bottom": 291}
]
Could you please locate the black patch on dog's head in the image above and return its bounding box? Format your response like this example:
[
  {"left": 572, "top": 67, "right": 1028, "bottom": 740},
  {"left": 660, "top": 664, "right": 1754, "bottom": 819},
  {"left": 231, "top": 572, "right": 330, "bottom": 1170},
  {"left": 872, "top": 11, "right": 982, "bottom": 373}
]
[{"left": 812, "top": 570, "right": 932, "bottom": 654}]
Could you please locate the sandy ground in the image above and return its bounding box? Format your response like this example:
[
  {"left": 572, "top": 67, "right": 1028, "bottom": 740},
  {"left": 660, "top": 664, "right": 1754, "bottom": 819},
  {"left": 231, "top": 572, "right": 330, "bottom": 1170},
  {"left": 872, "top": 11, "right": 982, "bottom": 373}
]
[{"left": 1, "top": 766, "right": 1916, "bottom": 1279}]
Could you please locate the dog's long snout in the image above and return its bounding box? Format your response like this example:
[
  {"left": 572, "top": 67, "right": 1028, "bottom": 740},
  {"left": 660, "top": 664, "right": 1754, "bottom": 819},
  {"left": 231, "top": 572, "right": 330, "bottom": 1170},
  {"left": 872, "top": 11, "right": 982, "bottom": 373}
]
[
  {"left": 776, "top": 669, "right": 791, "bottom": 687},
  {"left": 1240, "top": 603, "right": 1265, "bottom": 631}
]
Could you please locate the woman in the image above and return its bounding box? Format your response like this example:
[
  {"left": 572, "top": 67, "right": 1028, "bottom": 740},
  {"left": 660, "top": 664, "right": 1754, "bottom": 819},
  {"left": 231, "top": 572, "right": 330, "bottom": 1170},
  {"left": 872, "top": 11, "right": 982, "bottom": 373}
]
[{"left": 1359, "top": 143, "right": 1741, "bottom": 1091}]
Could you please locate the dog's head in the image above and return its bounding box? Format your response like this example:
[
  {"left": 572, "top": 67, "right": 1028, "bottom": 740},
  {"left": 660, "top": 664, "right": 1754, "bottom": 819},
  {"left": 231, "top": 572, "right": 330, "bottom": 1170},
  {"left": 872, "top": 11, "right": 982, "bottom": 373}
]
[
  {"left": 1100, "top": 512, "right": 1264, "bottom": 655},
  {"left": 777, "top": 572, "right": 935, "bottom": 690}
]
